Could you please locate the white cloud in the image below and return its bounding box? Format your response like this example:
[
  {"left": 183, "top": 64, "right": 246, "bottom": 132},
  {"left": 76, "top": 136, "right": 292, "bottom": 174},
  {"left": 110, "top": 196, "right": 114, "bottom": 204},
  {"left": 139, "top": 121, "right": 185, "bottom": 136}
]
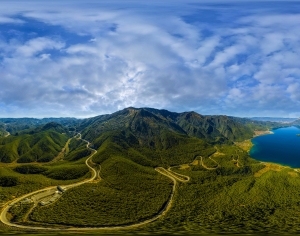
[
  {"left": 0, "top": 1, "right": 300, "bottom": 117},
  {"left": 16, "top": 37, "right": 65, "bottom": 57},
  {"left": 0, "top": 16, "right": 24, "bottom": 24}
]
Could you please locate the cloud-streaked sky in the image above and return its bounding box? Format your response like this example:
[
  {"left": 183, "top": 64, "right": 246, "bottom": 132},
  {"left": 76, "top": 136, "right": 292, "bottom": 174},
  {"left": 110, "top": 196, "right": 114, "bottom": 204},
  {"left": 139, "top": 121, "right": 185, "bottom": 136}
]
[{"left": 1, "top": 0, "right": 300, "bottom": 118}]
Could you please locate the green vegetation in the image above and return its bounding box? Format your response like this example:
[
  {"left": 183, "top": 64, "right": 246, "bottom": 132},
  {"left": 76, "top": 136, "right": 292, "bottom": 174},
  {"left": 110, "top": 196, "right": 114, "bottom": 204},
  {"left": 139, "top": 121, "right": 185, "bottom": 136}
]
[
  {"left": 91, "top": 129, "right": 215, "bottom": 168},
  {"left": 0, "top": 165, "right": 89, "bottom": 204},
  {"left": 0, "top": 123, "right": 6, "bottom": 137},
  {"left": 14, "top": 165, "right": 47, "bottom": 174},
  {"left": 63, "top": 138, "right": 92, "bottom": 161},
  {"left": 0, "top": 176, "right": 19, "bottom": 187},
  {"left": 0, "top": 118, "right": 79, "bottom": 135},
  {"left": 80, "top": 107, "right": 263, "bottom": 144},
  {"left": 0, "top": 135, "right": 93, "bottom": 205},
  {"left": 43, "top": 163, "right": 89, "bottom": 180},
  {"left": 8, "top": 202, "right": 34, "bottom": 223},
  {"left": 0, "top": 129, "right": 68, "bottom": 163},
  {"left": 30, "top": 156, "right": 172, "bottom": 226},
  {"left": 143, "top": 166, "right": 300, "bottom": 234},
  {"left": 0, "top": 108, "right": 298, "bottom": 234}
]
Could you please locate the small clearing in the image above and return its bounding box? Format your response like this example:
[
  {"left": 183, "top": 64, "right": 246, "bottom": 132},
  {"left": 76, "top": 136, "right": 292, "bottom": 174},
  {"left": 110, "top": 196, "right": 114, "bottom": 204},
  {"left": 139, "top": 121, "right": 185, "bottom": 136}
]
[
  {"left": 254, "top": 163, "right": 286, "bottom": 177},
  {"left": 254, "top": 130, "right": 273, "bottom": 136},
  {"left": 191, "top": 160, "right": 199, "bottom": 166},
  {"left": 179, "top": 164, "right": 190, "bottom": 170},
  {"left": 234, "top": 140, "right": 253, "bottom": 152},
  {"left": 288, "top": 171, "right": 298, "bottom": 177}
]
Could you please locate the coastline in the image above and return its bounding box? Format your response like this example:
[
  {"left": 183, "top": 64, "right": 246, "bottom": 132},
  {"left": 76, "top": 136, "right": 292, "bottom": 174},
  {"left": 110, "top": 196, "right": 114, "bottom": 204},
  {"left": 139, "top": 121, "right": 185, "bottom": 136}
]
[
  {"left": 234, "top": 129, "right": 273, "bottom": 153},
  {"left": 253, "top": 130, "right": 274, "bottom": 137},
  {"left": 250, "top": 128, "right": 300, "bottom": 171}
]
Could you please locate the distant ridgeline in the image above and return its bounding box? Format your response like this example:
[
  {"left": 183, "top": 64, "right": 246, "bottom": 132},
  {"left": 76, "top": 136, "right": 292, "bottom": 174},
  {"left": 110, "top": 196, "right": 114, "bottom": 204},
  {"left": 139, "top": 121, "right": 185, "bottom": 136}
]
[
  {"left": 250, "top": 117, "right": 298, "bottom": 123},
  {"left": 74, "top": 107, "right": 287, "bottom": 167},
  {"left": 78, "top": 107, "right": 285, "bottom": 143}
]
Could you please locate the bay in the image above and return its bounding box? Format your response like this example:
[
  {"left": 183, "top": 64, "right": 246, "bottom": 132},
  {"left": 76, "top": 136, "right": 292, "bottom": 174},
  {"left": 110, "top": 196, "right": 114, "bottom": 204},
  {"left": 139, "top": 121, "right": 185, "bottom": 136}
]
[{"left": 250, "top": 126, "right": 300, "bottom": 168}]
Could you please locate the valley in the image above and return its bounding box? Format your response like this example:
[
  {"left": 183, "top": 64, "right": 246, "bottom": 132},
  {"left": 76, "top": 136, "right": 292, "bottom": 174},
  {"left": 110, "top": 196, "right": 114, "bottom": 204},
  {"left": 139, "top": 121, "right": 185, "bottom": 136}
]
[{"left": 0, "top": 107, "right": 300, "bottom": 234}]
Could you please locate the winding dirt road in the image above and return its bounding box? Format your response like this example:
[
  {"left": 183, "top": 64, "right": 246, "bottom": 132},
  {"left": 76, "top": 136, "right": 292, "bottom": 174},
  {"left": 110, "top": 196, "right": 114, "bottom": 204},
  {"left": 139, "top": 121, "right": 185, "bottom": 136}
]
[
  {"left": 0, "top": 133, "right": 98, "bottom": 230},
  {"left": 200, "top": 156, "right": 219, "bottom": 170},
  {"left": 167, "top": 167, "right": 190, "bottom": 182},
  {"left": 4, "top": 131, "right": 10, "bottom": 137},
  {"left": 0, "top": 134, "right": 190, "bottom": 231}
]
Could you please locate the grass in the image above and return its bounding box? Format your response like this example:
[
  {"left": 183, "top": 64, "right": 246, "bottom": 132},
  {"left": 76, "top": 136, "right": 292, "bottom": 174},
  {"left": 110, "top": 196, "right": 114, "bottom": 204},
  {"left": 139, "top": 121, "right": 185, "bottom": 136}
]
[
  {"left": 30, "top": 156, "right": 173, "bottom": 227},
  {"left": 141, "top": 162, "right": 300, "bottom": 234},
  {"left": 0, "top": 131, "right": 68, "bottom": 163},
  {"left": 234, "top": 139, "right": 253, "bottom": 152},
  {"left": 254, "top": 163, "right": 287, "bottom": 177},
  {"left": 0, "top": 141, "right": 93, "bottom": 205},
  {"left": 43, "top": 162, "right": 90, "bottom": 180},
  {"left": 2, "top": 125, "right": 300, "bottom": 235},
  {"left": 8, "top": 202, "right": 34, "bottom": 223}
]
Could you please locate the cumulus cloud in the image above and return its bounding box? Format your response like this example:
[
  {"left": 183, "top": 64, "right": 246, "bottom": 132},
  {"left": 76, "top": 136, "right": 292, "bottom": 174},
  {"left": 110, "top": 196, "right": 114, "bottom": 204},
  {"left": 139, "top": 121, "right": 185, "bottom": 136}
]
[{"left": 0, "top": 1, "right": 300, "bottom": 118}]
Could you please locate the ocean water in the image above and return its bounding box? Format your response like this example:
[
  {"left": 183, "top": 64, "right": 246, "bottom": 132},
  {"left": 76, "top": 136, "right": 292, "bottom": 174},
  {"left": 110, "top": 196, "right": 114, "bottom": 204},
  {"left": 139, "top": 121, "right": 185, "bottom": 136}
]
[{"left": 250, "top": 126, "right": 300, "bottom": 168}]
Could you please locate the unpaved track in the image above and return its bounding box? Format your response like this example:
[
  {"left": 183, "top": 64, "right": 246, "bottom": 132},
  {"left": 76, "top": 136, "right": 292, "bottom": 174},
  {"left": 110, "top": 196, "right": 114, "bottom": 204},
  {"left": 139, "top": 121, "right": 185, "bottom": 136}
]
[
  {"left": 0, "top": 135, "right": 190, "bottom": 231},
  {"left": 200, "top": 156, "right": 219, "bottom": 170},
  {"left": 0, "top": 133, "right": 97, "bottom": 230},
  {"left": 232, "top": 151, "right": 243, "bottom": 168},
  {"left": 167, "top": 167, "right": 190, "bottom": 182},
  {"left": 4, "top": 131, "right": 10, "bottom": 137}
]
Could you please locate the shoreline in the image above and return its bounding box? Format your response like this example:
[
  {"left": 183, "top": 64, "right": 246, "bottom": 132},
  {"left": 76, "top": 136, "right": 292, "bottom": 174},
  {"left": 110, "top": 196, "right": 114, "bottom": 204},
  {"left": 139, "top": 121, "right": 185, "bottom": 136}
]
[
  {"left": 234, "top": 129, "right": 273, "bottom": 153},
  {"left": 253, "top": 130, "right": 274, "bottom": 137},
  {"left": 250, "top": 129, "right": 300, "bottom": 171}
]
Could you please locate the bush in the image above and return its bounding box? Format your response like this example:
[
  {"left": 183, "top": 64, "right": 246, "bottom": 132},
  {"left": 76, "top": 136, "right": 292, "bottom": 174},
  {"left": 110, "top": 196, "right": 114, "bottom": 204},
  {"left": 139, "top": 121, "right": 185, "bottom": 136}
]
[
  {"left": 14, "top": 165, "right": 47, "bottom": 174},
  {"left": 0, "top": 176, "right": 18, "bottom": 187},
  {"left": 43, "top": 165, "right": 89, "bottom": 180}
]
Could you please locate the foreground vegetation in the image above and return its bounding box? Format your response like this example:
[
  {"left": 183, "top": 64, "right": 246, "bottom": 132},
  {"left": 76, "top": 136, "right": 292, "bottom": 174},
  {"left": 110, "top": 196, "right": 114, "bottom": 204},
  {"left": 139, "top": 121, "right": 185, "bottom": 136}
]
[
  {"left": 0, "top": 137, "right": 91, "bottom": 204},
  {"left": 30, "top": 156, "right": 172, "bottom": 226},
  {"left": 5, "top": 142, "right": 300, "bottom": 234},
  {"left": 1, "top": 108, "right": 299, "bottom": 235},
  {"left": 143, "top": 165, "right": 300, "bottom": 234}
]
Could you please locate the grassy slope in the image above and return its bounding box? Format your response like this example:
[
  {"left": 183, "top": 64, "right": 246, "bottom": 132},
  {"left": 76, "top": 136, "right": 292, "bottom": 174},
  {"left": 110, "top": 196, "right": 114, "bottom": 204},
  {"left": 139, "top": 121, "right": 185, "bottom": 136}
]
[
  {"left": 30, "top": 156, "right": 173, "bottom": 226},
  {"left": 2, "top": 139, "right": 300, "bottom": 234},
  {"left": 9, "top": 141, "right": 300, "bottom": 234},
  {"left": 0, "top": 164, "right": 89, "bottom": 204},
  {"left": 143, "top": 166, "right": 300, "bottom": 234},
  {"left": 91, "top": 129, "right": 216, "bottom": 168},
  {"left": 0, "top": 138, "right": 92, "bottom": 204},
  {"left": 0, "top": 131, "right": 68, "bottom": 163},
  {"left": 0, "top": 112, "right": 299, "bottom": 234}
]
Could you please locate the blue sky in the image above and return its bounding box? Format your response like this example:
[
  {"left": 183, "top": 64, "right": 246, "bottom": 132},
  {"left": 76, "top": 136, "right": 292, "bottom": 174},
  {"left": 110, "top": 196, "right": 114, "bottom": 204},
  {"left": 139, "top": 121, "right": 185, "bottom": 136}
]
[{"left": 1, "top": 0, "right": 300, "bottom": 118}]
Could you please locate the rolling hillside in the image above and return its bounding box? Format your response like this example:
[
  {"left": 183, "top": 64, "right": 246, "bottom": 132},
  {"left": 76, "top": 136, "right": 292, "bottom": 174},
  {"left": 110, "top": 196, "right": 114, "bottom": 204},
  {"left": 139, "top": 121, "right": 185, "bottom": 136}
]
[
  {"left": 0, "top": 123, "right": 68, "bottom": 163},
  {"left": 74, "top": 107, "right": 272, "bottom": 167},
  {"left": 0, "top": 107, "right": 298, "bottom": 234},
  {"left": 0, "top": 117, "right": 79, "bottom": 135},
  {"left": 80, "top": 107, "right": 257, "bottom": 144}
]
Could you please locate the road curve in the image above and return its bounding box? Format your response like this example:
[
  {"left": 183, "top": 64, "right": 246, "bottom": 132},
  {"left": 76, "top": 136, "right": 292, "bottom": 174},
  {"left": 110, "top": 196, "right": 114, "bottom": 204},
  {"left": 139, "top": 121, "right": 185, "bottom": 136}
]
[
  {"left": 0, "top": 133, "right": 97, "bottom": 230},
  {"left": 200, "top": 156, "right": 219, "bottom": 170},
  {"left": 0, "top": 135, "right": 189, "bottom": 231},
  {"left": 167, "top": 167, "right": 190, "bottom": 183}
]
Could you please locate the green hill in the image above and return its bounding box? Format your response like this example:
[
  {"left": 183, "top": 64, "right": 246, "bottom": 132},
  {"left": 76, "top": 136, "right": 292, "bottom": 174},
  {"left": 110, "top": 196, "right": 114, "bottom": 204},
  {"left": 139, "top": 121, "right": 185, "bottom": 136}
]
[
  {"left": 0, "top": 123, "right": 68, "bottom": 163},
  {"left": 79, "top": 107, "right": 264, "bottom": 145},
  {"left": 0, "top": 107, "right": 295, "bottom": 234},
  {"left": 0, "top": 117, "right": 79, "bottom": 135}
]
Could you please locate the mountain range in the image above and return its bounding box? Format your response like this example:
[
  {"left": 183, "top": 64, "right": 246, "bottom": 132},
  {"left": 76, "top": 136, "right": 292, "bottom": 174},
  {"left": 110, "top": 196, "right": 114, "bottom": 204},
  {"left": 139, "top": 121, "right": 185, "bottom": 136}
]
[
  {"left": 0, "top": 107, "right": 288, "bottom": 165},
  {"left": 2, "top": 107, "right": 300, "bottom": 234}
]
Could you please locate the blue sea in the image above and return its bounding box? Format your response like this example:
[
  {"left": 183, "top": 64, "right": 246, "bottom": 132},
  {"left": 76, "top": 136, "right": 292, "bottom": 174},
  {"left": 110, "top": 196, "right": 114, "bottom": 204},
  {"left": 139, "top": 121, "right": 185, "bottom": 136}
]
[{"left": 250, "top": 126, "right": 300, "bottom": 168}]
